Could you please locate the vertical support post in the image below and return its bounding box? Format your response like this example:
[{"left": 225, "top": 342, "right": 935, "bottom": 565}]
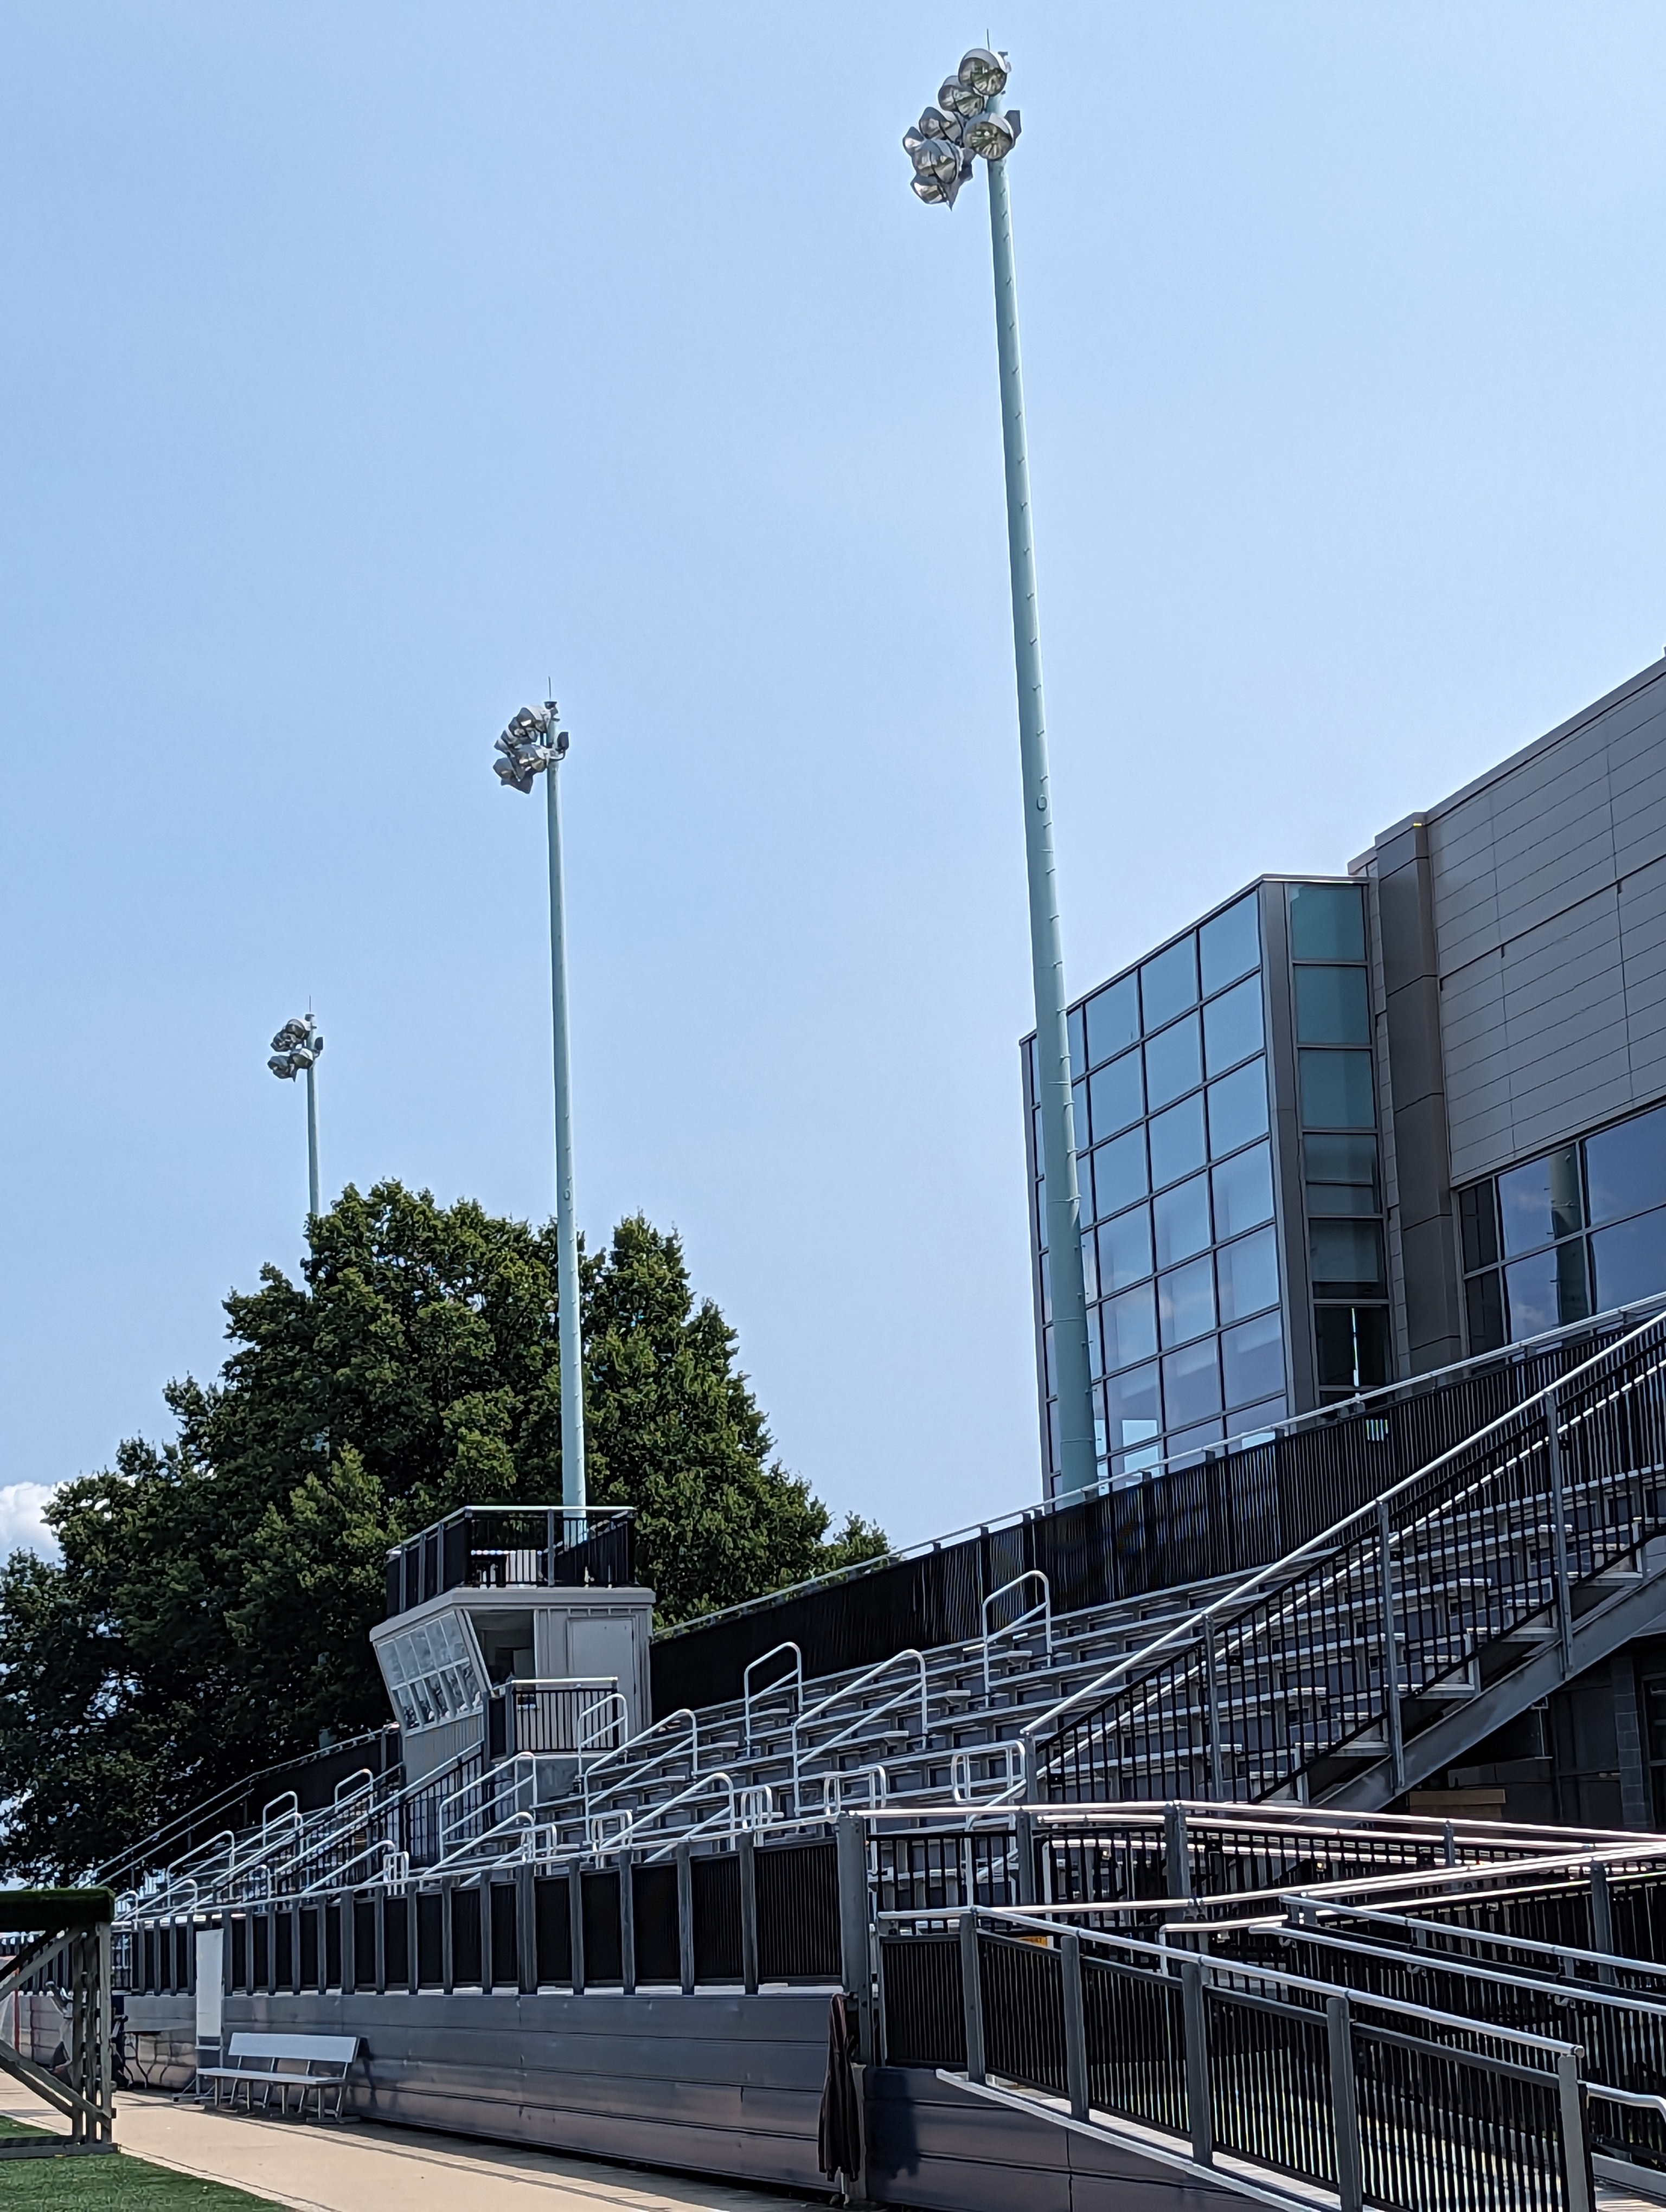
[
  {"left": 1163, "top": 1803, "right": 1193, "bottom": 1902},
  {"left": 1591, "top": 1860, "right": 1618, "bottom": 1985},
  {"left": 304, "top": 1056, "right": 321, "bottom": 1221},
  {"left": 1014, "top": 1810, "right": 1037, "bottom": 1907},
  {"left": 516, "top": 1864, "right": 536, "bottom": 1995},
  {"left": 1061, "top": 1931, "right": 1089, "bottom": 2123},
  {"left": 440, "top": 1882, "right": 454, "bottom": 1997},
  {"left": 1326, "top": 1995, "right": 1364, "bottom": 2212},
  {"left": 1181, "top": 1956, "right": 1213, "bottom": 2167},
  {"left": 97, "top": 1919, "right": 113, "bottom": 2142},
  {"left": 958, "top": 1912, "right": 986, "bottom": 2086},
  {"left": 375, "top": 1895, "right": 387, "bottom": 1996},
  {"left": 738, "top": 1834, "right": 760, "bottom": 1996},
  {"left": 618, "top": 1852, "right": 636, "bottom": 1997},
  {"left": 567, "top": 1867, "right": 586, "bottom": 1996},
  {"left": 1442, "top": 1822, "right": 1457, "bottom": 1868},
  {"left": 835, "top": 1816, "right": 871, "bottom": 2059},
  {"left": 342, "top": 1894, "right": 357, "bottom": 1996},
  {"left": 1546, "top": 1394, "right": 1574, "bottom": 1673},
  {"left": 291, "top": 1908, "right": 302, "bottom": 1999},
  {"left": 676, "top": 1842, "right": 696, "bottom": 1997},
  {"left": 544, "top": 747, "right": 587, "bottom": 1532},
  {"left": 1376, "top": 1499, "right": 1406, "bottom": 1793},
  {"left": 478, "top": 1882, "right": 493, "bottom": 1996},
  {"left": 406, "top": 1894, "right": 419, "bottom": 1998},
  {"left": 1203, "top": 1629, "right": 1225, "bottom": 1801},
  {"left": 1556, "top": 2048, "right": 1594, "bottom": 2212},
  {"left": 985, "top": 129, "right": 1094, "bottom": 1497}
]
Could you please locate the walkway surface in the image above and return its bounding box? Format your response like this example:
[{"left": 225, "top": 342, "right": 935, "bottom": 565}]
[{"left": 0, "top": 2088, "right": 818, "bottom": 2211}]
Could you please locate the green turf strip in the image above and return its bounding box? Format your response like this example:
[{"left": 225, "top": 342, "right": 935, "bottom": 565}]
[{"left": 0, "top": 2137, "right": 287, "bottom": 2207}]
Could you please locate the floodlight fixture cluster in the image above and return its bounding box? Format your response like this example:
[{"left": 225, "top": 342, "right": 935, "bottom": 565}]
[
  {"left": 903, "top": 46, "right": 1020, "bottom": 208},
  {"left": 493, "top": 702, "right": 569, "bottom": 794},
  {"left": 268, "top": 1015, "right": 323, "bottom": 1082}
]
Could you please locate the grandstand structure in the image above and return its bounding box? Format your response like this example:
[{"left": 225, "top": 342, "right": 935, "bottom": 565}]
[{"left": 76, "top": 1295, "right": 1666, "bottom": 2207}]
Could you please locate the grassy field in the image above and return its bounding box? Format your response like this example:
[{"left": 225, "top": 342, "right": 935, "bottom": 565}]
[{"left": 0, "top": 2114, "right": 286, "bottom": 2208}]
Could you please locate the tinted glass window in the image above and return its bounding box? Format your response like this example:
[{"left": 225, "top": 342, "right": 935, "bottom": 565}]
[
  {"left": 1165, "top": 1418, "right": 1225, "bottom": 1467},
  {"left": 1203, "top": 975, "right": 1264, "bottom": 1076},
  {"left": 1200, "top": 893, "right": 1260, "bottom": 996},
  {"left": 1067, "top": 1006, "right": 1086, "bottom": 1081},
  {"left": 1465, "top": 1270, "right": 1506, "bottom": 1353},
  {"left": 1144, "top": 1014, "right": 1202, "bottom": 1109},
  {"left": 1084, "top": 974, "right": 1140, "bottom": 1066},
  {"left": 1228, "top": 1395, "right": 1286, "bottom": 1440},
  {"left": 1212, "top": 1142, "right": 1274, "bottom": 1240},
  {"left": 1104, "top": 1361, "right": 1160, "bottom": 1450},
  {"left": 1208, "top": 1058, "right": 1270, "bottom": 1157},
  {"left": 1315, "top": 1305, "right": 1391, "bottom": 1390},
  {"left": 1162, "top": 1338, "right": 1222, "bottom": 1426},
  {"left": 1217, "top": 1224, "right": 1280, "bottom": 1322},
  {"left": 1289, "top": 882, "right": 1366, "bottom": 961},
  {"left": 1298, "top": 1050, "right": 1375, "bottom": 1129},
  {"left": 1586, "top": 1105, "right": 1666, "bottom": 1227},
  {"left": 1294, "top": 966, "right": 1370, "bottom": 1045},
  {"left": 1086, "top": 1301, "right": 1105, "bottom": 1379},
  {"left": 1158, "top": 1254, "right": 1215, "bottom": 1347},
  {"left": 1080, "top": 1231, "right": 1099, "bottom": 1303},
  {"left": 1148, "top": 1094, "right": 1207, "bottom": 1189},
  {"left": 1154, "top": 1174, "right": 1212, "bottom": 1270},
  {"left": 1591, "top": 1207, "right": 1666, "bottom": 1311},
  {"left": 1088, "top": 1050, "right": 1143, "bottom": 1142},
  {"left": 1101, "top": 1282, "right": 1158, "bottom": 1372},
  {"left": 1497, "top": 1146, "right": 1583, "bottom": 1257},
  {"left": 1072, "top": 1078, "right": 1087, "bottom": 1151},
  {"left": 1305, "top": 1133, "right": 1380, "bottom": 1216},
  {"left": 1140, "top": 936, "right": 1199, "bottom": 1031},
  {"left": 1092, "top": 1128, "right": 1148, "bottom": 1219},
  {"left": 1459, "top": 1182, "right": 1500, "bottom": 1272},
  {"left": 1097, "top": 1204, "right": 1153, "bottom": 1293},
  {"left": 1221, "top": 1311, "right": 1285, "bottom": 1407},
  {"left": 1505, "top": 1242, "right": 1591, "bottom": 1340},
  {"left": 1310, "top": 1220, "right": 1386, "bottom": 1296}
]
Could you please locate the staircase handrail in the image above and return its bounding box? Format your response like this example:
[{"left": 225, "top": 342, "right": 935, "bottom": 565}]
[
  {"left": 791, "top": 1648, "right": 927, "bottom": 1812},
  {"left": 742, "top": 1642, "right": 803, "bottom": 1751},
  {"left": 1021, "top": 1307, "right": 1666, "bottom": 1769},
  {"left": 589, "top": 1769, "right": 738, "bottom": 1860},
  {"left": 581, "top": 1707, "right": 699, "bottom": 1828},
  {"left": 981, "top": 1572, "right": 1051, "bottom": 1704}
]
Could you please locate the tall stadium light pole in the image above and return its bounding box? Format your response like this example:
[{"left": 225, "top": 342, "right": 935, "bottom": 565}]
[
  {"left": 267, "top": 1015, "right": 324, "bottom": 1220},
  {"left": 905, "top": 48, "right": 1097, "bottom": 1495},
  {"left": 494, "top": 703, "right": 587, "bottom": 1528}
]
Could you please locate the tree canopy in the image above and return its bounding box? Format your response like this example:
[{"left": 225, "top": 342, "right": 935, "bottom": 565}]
[{"left": 0, "top": 1183, "right": 886, "bottom": 1878}]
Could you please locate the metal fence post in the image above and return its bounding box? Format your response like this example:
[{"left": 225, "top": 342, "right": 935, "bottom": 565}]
[
  {"left": 1325, "top": 1994, "right": 1364, "bottom": 2212},
  {"left": 1376, "top": 1498, "right": 1406, "bottom": 1792},
  {"left": 1546, "top": 1393, "right": 1574, "bottom": 1672},
  {"left": 835, "top": 1815, "right": 872, "bottom": 2060},
  {"left": 1591, "top": 1859, "right": 1618, "bottom": 1986},
  {"left": 1556, "top": 2048, "right": 1594, "bottom": 2212},
  {"left": 958, "top": 1912, "right": 985, "bottom": 2086},
  {"left": 1163, "top": 1803, "right": 1194, "bottom": 1902},
  {"left": 1014, "top": 1810, "right": 1037, "bottom": 1907},
  {"left": 441, "top": 1881, "right": 454, "bottom": 1997},
  {"left": 516, "top": 1863, "right": 536, "bottom": 1995},
  {"left": 619, "top": 1850, "right": 636, "bottom": 1996},
  {"left": 1203, "top": 1630, "right": 1225, "bottom": 1801},
  {"left": 342, "top": 1892, "right": 357, "bottom": 1996},
  {"left": 1180, "top": 1956, "right": 1213, "bottom": 2167},
  {"left": 567, "top": 1866, "right": 586, "bottom": 1996},
  {"left": 676, "top": 1841, "right": 696, "bottom": 1996},
  {"left": 1061, "top": 1931, "right": 1089, "bottom": 2122},
  {"left": 738, "top": 1834, "right": 760, "bottom": 1996}
]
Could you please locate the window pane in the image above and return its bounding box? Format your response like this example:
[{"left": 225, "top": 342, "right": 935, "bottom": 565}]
[
  {"left": 1072, "top": 1077, "right": 1088, "bottom": 1150},
  {"left": 1498, "top": 1147, "right": 1584, "bottom": 1256},
  {"left": 1289, "top": 882, "right": 1365, "bottom": 961},
  {"left": 1213, "top": 1142, "right": 1274, "bottom": 1239},
  {"left": 1158, "top": 1254, "right": 1215, "bottom": 1347},
  {"left": 1200, "top": 893, "right": 1260, "bottom": 996},
  {"left": 1591, "top": 1207, "right": 1666, "bottom": 1311},
  {"left": 1148, "top": 1094, "right": 1207, "bottom": 1189},
  {"left": 1068, "top": 1005, "right": 1086, "bottom": 1081},
  {"left": 1088, "top": 1050, "right": 1143, "bottom": 1141},
  {"left": 1203, "top": 975, "right": 1264, "bottom": 1077},
  {"left": 1102, "top": 1282, "right": 1159, "bottom": 1372},
  {"left": 1154, "top": 1173, "right": 1212, "bottom": 1269},
  {"left": 1140, "top": 937, "right": 1199, "bottom": 1031},
  {"left": 1304, "top": 1133, "right": 1380, "bottom": 1216},
  {"left": 1162, "top": 1337, "right": 1222, "bottom": 1425},
  {"left": 1080, "top": 1231, "right": 1099, "bottom": 1302},
  {"left": 1144, "top": 1013, "right": 1202, "bottom": 1109},
  {"left": 1092, "top": 1128, "right": 1148, "bottom": 1219},
  {"left": 1221, "top": 1311, "right": 1284, "bottom": 1407},
  {"left": 1086, "top": 1302, "right": 1105, "bottom": 1379},
  {"left": 1227, "top": 1396, "right": 1286, "bottom": 1441},
  {"left": 1309, "top": 1219, "right": 1386, "bottom": 1297},
  {"left": 1098, "top": 1204, "right": 1153, "bottom": 1293},
  {"left": 1208, "top": 1058, "right": 1269, "bottom": 1158},
  {"left": 1465, "top": 1269, "right": 1506, "bottom": 1353},
  {"left": 1314, "top": 1305, "right": 1391, "bottom": 1390},
  {"left": 1104, "top": 1360, "right": 1160, "bottom": 1449},
  {"left": 1586, "top": 1105, "right": 1666, "bottom": 1227},
  {"left": 1459, "top": 1181, "right": 1500, "bottom": 1272},
  {"left": 1298, "top": 1050, "right": 1374, "bottom": 1128},
  {"left": 1217, "top": 1224, "right": 1280, "bottom": 1322},
  {"left": 1085, "top": 974, "right": 1139, "bottom": 1066},
  {"left": 1504, "top": 1241, "right": 1591, "bottom": 1340},
  {"left": 1164, "top": 1418, "right": 1225, "bottom": 1468},
  {"left": 1294, "top": 965, "right": 1370, "bottom": 1045}
]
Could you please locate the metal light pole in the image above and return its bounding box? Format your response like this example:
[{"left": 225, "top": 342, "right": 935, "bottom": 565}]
[
  {"left": 905, "top": 48, "right": 1098, "bottom": 1496},
  {"left": 268, "top": 1015, "right": 324, "bottom": 1220},
  {"left": 495, "top": 703, "right": 587, "bottom": 1528}
]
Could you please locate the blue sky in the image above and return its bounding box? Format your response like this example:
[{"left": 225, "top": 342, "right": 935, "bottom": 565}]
[{"left": 5, "top": 3, "right": 1666, "bottom": 1555}]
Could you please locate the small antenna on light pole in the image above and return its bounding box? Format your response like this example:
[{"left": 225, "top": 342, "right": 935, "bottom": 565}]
[{"left": 268, "top": 1013, "right": 324, "bottom": 1221}]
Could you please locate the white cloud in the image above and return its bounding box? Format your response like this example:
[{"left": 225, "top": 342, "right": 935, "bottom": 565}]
[{"left": 0, "top": 1484, "right": 60, "bottom": 1559}]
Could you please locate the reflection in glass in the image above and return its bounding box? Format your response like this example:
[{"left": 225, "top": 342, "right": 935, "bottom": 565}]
[
  {"left": 1226, "top": 1396, "right": 1286, "bottom": 1442},
  {"left": 1498, "top": 1146, "right": 1583, "bottom": 1257},
  {"left": 1298, "top": 1050, "right": 1375, "bottom": 1129},
  {"left": 1459, "top": 1182, "right": 1500, "bottom": 1272},
  {"left": 1289, "top": 882, "right": 1365, "bottom": 961},
  {"left": 1203, "top": 974, "right": 1264, "bottom": 1076},
  {"left": 1200, "top": 892, "right": 1260, "bottom": 996},
  {"left": 1072, "top": 1077, "right": 1088, "bottom": 1149},
  {"left": 1294, "top": 965, "right": 1371, "bottom": 1045},
  {"left": 1105, "top": 1360, "right": 1159, "bottom": 1448},
  {"left": 1221, "top": 1310, "right": 1284, "bottom": 1406},
  {"left": 1314, "top": 1305, "right": 1391, "bottom": 1390},
  {"left": 1084, "top": 974, "right": 1139, "bottom": 1067},
  {"left": 1080, "top": 1230, "right": 1098, "bottom": 1302},
  {"left": 1158, "top": 1254, "right": 1215, "bottom": 1347},
  {"left": 1154, "top": 1174, "right": 1212, "bottom": 1269},
  {"left": 1309, "top": 1219, "right": 1386, "bottom": 1296},
  {"left": 1145, "top": 1014, "right": 1202, "bottom": 1109},
  {"left": 1216, "top": 1224, "right": 1280, "bottom": 1323},
  {"left": 1165, "top": 1417, "right": 1225, "bottom": 1467},
  {"left": 1212, "top": 1142, "right": 1274, "bottom": 1239},
  {"left": 1305, "top": 1133, "right": 1380, "bottom": 1217},
  {"left": 1140, "top": 936, "right": 1199, "bottom": 1031},
  {"left": 1465, "top": 1270, "right": 1505, "bottom": 1354},
  {"left": 1208, "top": 1058, "right": 1269, "bottom": 1158},
  {"left": 1592, "top": 1207, "right": 1666, "bottom": 1311},
  {"left": 1088, "top": 1050, "right": 1143, "bottom": 1142},
  {"left": 1086, "top": 1302, "right": 1104, "bottom": 1379},
  {"left": 1162, "top": 1337, "right": 1222, "bottom": 1425},
  {"left": 1102, "top": 1281, "right": 1158, "bottom": 1372},
  {"left": 1092, "top": 1128, "right": 1148, "bottom": 1219},
  {"left": 1586, "top": 1107, "right": 1666, "bottom": 1227},
  {"left": 1068, "top": 1005, "right": 1086, "bottom": 1081},
  {"left": 1504, "top": 1240, "right": 1591, "bottom": 1341},
  {"left": 1097, "top": 1204, "right": 1153, "bottom": 1293},
  {"left": 1148, "top": 1094, "right": 1207, "bottom": 1189}
]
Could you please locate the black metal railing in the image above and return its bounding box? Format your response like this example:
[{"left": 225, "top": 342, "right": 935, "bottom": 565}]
[
  {"left": 384, "top": 1505, "right": 636, "bottom": 1618},
  {"left": 1030, "top": 1310, "right": 1666, "bottom": 1805}
]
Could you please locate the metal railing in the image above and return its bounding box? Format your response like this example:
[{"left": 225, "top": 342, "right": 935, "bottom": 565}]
[
  {"left": 385, "top": 1503, "right": 637, "bottom": 1618},
  {"left": 502, "top": 1677, "right": 623, "bottom": 1757},
  {"left": 981, "top": 1572, "right": 1050, "bottom": 1705},
  {"left": 1028, "top": 1309, "right": 1666, "bottom": 1805},
  {"left": 742, "top": 1641, "right": 802, "bottom": 1752},
  {"left": 791, "top": 1649, "right": 928, "bottom": 1815}
]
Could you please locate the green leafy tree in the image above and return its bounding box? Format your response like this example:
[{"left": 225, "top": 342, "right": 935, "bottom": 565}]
[{"left": 0, "top": 1183, "right": 886, "bottom": 1878}]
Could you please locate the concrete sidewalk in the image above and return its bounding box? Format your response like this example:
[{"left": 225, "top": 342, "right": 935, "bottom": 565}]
[{"left": 0, "top": 2088, "right": 821, "bottom": 2211}]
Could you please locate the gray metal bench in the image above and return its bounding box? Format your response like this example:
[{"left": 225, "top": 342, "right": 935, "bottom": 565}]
[{"left": 198, "top": 2031, "right": 359, "bottom": 2120}]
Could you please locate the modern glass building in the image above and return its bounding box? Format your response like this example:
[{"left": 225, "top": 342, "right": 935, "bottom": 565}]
[{"left": 1027, "top": 653, "right": 1666, "bottom": 1497}]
